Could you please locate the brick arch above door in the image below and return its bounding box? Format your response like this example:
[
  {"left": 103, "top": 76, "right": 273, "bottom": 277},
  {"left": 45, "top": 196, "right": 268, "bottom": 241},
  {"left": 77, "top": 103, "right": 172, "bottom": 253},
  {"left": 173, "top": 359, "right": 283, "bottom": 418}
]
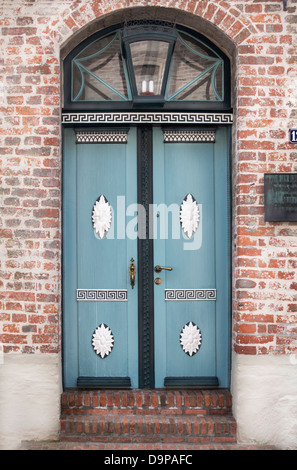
[
  {"left": 57, "top": 2, "right": 254, "bottom": 59},
  {"left": 58, "top": 3, "right": 248, "bottom": 109}
]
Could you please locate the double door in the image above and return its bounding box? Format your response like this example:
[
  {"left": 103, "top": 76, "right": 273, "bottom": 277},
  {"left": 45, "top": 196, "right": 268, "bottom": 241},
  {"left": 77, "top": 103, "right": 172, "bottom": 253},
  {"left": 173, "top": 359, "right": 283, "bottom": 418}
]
[{"left": 63, "top": 125, "right": 230, "bottom": 388}]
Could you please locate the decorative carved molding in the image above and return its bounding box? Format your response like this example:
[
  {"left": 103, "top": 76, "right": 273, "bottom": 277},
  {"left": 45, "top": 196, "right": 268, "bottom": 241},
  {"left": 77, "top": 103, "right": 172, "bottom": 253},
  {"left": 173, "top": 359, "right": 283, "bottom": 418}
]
[
  {"left": 92, "top": 195, "right": 112, "bottom": 239},
  {"left": 165, "top": 289, "right": 216, "bottom": 301},
  {"left": 76, "top": 289, "right": 127, "bottom": 301},
  {"left": 75, "top": 129, "right": 129, "bottom": 143},
  {"left": 180, "top": 321, "right": 202, "bottom": 357},
  {"left": 63, "top": 112, "right": 233, "bottom": 125},
  {"left": 92, "top": 323, "right": 114, "bottom": 358},
  {"left": 138, "top": 126, "right": 154, "bottom": 388},
  {"left": 163, "top": 129, "right": 215, "bottom": 142},
  {"left": 180, "top": 194, "right": 200, "bottom": 239}
]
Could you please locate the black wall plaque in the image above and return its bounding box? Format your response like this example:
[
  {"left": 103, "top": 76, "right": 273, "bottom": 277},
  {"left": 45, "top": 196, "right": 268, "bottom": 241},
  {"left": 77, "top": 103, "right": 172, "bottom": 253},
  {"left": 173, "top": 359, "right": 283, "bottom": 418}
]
[{"left": 264, "top": 173, "right": 297, "bottom": 222}]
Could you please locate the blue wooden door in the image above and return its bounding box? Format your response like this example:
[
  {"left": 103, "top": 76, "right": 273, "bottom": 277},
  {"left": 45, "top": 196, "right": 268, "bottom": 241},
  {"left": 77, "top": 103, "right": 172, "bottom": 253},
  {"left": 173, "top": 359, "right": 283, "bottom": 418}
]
[
  {"left": 153, "top": 126, "right": 230, "bottom": 388},
  {"left": 63, "top": 125, "right": 230, "bottom": 388},
  {"left": 63, "top": 127, "right": 138, "bottom": 388}
]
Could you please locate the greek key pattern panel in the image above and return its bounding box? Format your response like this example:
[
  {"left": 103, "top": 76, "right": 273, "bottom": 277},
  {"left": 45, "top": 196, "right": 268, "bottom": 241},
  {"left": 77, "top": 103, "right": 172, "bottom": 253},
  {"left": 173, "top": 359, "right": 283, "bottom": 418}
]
[
  {"left": 75, "top": 129, "right": 129, "bottom": 144},
  {"left": 62, "top": 112, "right": 233, "bottom": 125},
  {"left": 76, "top": 289, "right": 127, "bottom": 301},
  {"left": 165, "top": 289, "right": 216, "bottom": 301},
  {"left": 163, "top": 129, "right": 216, "bottom": 143}
]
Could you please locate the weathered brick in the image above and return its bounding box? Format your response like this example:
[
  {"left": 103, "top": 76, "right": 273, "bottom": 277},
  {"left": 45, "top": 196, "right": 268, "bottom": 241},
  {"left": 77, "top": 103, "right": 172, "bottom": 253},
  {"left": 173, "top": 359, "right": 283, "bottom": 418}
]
[{"left": 0, "top": 0, "right": 296, "bottom": 360}]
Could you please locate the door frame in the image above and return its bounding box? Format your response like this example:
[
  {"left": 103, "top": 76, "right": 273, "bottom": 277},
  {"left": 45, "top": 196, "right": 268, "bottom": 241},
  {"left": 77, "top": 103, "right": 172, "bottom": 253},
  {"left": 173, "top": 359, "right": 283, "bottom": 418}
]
[{"left": 62, "top": 112, "right": 233, "bottom": 389}]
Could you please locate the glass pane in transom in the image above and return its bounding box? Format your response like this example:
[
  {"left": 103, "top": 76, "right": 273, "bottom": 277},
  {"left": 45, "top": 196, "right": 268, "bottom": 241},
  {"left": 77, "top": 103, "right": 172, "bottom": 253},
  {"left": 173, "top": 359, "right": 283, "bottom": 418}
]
[
  {"left": 130, "top": 40, "right": 169, "bottom": 96},
  {"left": 72, "top": 34, "right": 128, "bottom": 101},
  {"left": 167, "top": 33, "right": 223, "bottom": 101}
]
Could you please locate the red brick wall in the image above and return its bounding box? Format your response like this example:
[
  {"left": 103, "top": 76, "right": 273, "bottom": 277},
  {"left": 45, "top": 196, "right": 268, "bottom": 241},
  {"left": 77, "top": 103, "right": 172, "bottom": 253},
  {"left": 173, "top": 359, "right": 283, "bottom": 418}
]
[
  {"left": 232, "top": 1, "right": 297, "bottom": 356},
  {"left": 0, "top": 1, "right": 296, "bottom": 358}
]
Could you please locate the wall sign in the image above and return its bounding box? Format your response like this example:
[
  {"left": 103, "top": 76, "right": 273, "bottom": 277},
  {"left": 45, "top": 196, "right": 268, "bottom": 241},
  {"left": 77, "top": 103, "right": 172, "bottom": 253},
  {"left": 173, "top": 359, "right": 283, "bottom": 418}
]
[
  {"left": 289, "top": 129, "right": 297, "bottom": 143},
  {"left": 264, "top": 173, "right": 297, "bottom": 222}
]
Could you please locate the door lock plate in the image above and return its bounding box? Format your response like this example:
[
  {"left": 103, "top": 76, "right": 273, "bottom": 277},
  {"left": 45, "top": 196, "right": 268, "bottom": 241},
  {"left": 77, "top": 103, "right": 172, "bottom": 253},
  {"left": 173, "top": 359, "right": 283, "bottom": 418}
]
[{"left": 129, "top": 258, "right": 136, "bottom": 289}]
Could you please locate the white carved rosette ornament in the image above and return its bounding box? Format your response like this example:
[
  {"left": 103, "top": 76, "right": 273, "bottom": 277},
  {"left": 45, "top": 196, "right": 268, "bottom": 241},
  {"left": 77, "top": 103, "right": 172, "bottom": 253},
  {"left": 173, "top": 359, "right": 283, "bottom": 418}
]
[
  {"left": 92, "top": 195, "right": 112, "bottom": 239},
  {"left": 180, "top": 194, "right": 200, "bottom": 238},
  {"left": 92, "top": 323, "right": 114, "bottom": 358},
  {"left": 180, "top": 321, "right": 202, "bottom": 357}
]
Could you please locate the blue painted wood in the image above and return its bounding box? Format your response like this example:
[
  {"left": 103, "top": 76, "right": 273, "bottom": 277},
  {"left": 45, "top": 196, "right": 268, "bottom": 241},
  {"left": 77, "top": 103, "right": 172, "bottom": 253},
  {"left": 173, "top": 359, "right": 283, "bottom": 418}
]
[
  {"left": 63, "top": 125, "right": 230, "bottom": 389},
  {"left": 63, "top": 127, "right": 138, "bottom": 388},
  {"left": 153, "top": 127, "right": 230, "bottom": 388}
]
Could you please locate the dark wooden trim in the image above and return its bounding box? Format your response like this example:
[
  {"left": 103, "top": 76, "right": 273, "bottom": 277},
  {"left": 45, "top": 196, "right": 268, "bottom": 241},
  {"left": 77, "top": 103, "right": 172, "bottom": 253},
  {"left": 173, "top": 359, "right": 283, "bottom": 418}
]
[
  {"left": 137, "top": 126, "right": 155, "bottom": 389},
  {"left": 77, "top": 377, "right": 131, "bottom": 388},
  {"left": 63, "top": 22, "right": 231, "bottom": 113},
  {"left": 164, "top": 377, "right": 219, "bottom": 388}
]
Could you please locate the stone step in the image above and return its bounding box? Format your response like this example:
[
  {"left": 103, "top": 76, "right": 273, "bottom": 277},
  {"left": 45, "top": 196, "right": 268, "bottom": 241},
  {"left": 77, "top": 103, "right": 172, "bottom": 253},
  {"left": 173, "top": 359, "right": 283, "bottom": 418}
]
[
  {"left": 60, "top": 414, "right": 237, "bottom": 444},
  {"left": 61, "top": 389, "right": 233, "bottom": 416},
  {"left": 21, "top": 440, "right": 277, "bottom": 450}
]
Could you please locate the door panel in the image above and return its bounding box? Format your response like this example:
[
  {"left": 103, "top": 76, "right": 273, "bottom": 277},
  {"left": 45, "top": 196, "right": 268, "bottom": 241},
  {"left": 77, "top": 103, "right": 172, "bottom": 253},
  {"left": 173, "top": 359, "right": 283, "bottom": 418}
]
[
  {"left": 153, "top": 126, "right": 230, "bottom": 388},
  {"left": 63, "top": 127, "right": 138, "bottom": 388},
  {"left": 63, "top": 125, "right": 230, "bottom": 389}
]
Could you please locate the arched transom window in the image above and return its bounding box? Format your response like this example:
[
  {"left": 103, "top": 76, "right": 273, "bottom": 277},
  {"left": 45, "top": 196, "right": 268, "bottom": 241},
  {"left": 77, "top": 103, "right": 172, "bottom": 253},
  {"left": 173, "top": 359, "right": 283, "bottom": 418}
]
[{"left": 64, "top": 21, "right": 230, "bottom": 111}]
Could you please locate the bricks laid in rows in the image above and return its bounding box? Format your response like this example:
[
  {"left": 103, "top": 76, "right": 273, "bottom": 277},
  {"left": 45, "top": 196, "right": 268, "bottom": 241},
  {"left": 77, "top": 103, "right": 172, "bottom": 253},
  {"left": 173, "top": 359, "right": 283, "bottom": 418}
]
[
  {"left": 61, "top": 389, "right": 232, "bottom": 416},
  {"left": 60, "top": 414, "right": 237, "bottom": 444},
  {"left": 0, "top": 0, "right": 296, "bottom": 362},
  {"left": 59, "top": 389, "right": 236, "bottom": 445}
]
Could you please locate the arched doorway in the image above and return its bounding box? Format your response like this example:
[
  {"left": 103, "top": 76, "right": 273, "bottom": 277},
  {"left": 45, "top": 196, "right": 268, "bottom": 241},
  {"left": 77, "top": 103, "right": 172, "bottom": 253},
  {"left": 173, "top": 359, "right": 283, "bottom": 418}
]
[{"left": 62, "top": 17, "right": 232, "bottom": 389}]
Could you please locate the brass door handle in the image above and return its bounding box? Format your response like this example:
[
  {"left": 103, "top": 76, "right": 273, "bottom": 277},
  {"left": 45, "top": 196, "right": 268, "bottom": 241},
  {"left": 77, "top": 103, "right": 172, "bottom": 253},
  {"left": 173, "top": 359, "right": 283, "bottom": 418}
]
[
  {"left": 154, "top": 265, "right": 173, "bottom": 273},
  {"left": 129, "top": 258, "right": 136, "bottom": 289}
]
